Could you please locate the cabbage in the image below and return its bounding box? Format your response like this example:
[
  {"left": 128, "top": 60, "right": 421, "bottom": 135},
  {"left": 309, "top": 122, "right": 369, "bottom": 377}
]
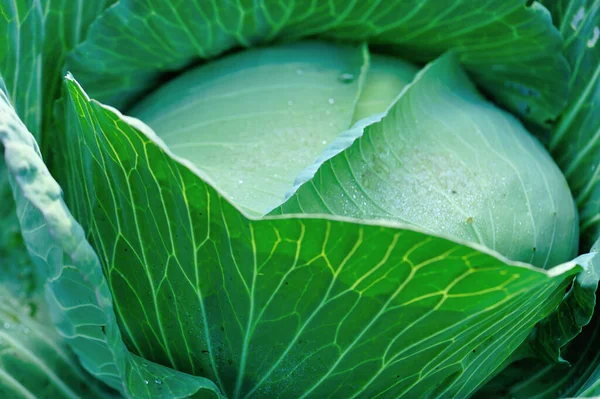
[{"left": 1, "top": 1, "right": 600, "bottom": 398}]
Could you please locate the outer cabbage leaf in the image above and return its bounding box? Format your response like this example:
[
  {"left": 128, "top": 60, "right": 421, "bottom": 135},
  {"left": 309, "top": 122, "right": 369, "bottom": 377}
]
[
  {"left": 0, "top": 0, "right": 114, "bottom": 137},
  {"left": 537, "top": 0, "right": 600, "bottom": 248},
  {"left": 0, "top": 83, "right": 117, "bottom": 397},
  {"left": 0, "top": 0, "right": 115, "bottom": 297},
  {"left": 49, "top": 70, "right": 586, "bottom": 398},
  {"left": 67, "top": 0, "right": 569, "bottom": 126},
  {"left": 0, "top": 173, "right": 118, "bottom": 399},
  {"left": 0, "top": 79, "right": 223, "bottom": 399},
  {"left": 528, "top": 246, "right": 600, "bottom": 364},
  {"left": 460, "top": 1, "right": 600, "bottom": 394},
  {"left": 0, "top": 288, "right": 120, "bottom": 399},
  {"left": 477, "top": 238, "right": 600, "bottom": 398}
]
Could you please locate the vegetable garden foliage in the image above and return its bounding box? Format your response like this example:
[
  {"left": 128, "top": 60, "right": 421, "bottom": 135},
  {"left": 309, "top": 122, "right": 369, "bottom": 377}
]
[{"left": 1, "top": 0, "right": 600, "bottom": 398}]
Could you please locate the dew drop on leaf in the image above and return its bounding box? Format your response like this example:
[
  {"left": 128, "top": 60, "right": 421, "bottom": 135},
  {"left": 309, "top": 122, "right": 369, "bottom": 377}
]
[{"left": 338, "top": 73, "right": 355, "bottom": 83}]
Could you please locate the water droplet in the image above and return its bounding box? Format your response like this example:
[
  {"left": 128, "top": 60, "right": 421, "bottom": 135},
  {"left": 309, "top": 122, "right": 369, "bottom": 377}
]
[
  {"left": 296, "top": 68, "right": 304, "bottom": 75},
  {"left": 287, "top": 100, "right": 293, "bottom": 106},
  {"left": 144, "top": 380, "right": 149, "bottom": 385},
  {"left": 3, "top": 322, "right": 10, "bottom": 329},
  {"left": 328, "top": 98, "right": 335, "bottom": 105},
  {"left": 154, "top": 379, "right": 162, "bottom": 385},
  {"left": 142, "top": 363, "right": 148, "bottom": 367},
  {"left": 587, "top": 26, "right": 600, "bottom": 47},
  {"left": 571, "top": 6, "right": 585, "bottom": 30},
  {"left": 338, "top": 73, "right": 355, "bottom": 83},
  {"left": 322, "top": 140, "right": 327, "bottom": 145},
  {"left": 23, "top": 327, "right": 30, "bottom": 335},
  {"left": 239, "top": 180, "right": 244, "bottom": 184}
]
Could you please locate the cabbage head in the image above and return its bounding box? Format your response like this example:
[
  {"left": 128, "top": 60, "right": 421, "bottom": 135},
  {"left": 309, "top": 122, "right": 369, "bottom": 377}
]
[{"left": 1, "top": 1, "right": 600, "bottom": 399}]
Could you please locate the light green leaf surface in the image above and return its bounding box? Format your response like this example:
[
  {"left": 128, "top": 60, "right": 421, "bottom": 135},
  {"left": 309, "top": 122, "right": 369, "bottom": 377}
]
[
  {"left": 0, "top": 79, "right": 118, "bottom": 397},
  {"left": 538, "top": 0, "right": 600, "bottom": 248},
  {"left": 274, "top": 53, "right": 578, "bottom": 269},
  {"left": 130, "top": 42, "right": 421, "bottom": 216},
  {"left": 0, "top": 79, "right": 223, "bottom": 399},
  {"left": 67, "top": 0, "right": 569, "bottom": 126},
  {"left": 2, "top": 147, "right": 116, "bottom": 399},
  {"left": 351, "top": 54, "right": 418, "bottom": 124},
  {"left": 131, "top": 41, "right": 369, "bottom": 216},
  {"left": 53, "top": 71, "right": 583, "bottom": 398},
  {"left": 0, "top": 171, "right": 119, "bottom": 399}
]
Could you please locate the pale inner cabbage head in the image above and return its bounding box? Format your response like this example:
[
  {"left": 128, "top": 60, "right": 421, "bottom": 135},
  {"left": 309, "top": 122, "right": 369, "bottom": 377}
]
[{"left": 131, "top": 41, "right": 579, "bottom": 269}]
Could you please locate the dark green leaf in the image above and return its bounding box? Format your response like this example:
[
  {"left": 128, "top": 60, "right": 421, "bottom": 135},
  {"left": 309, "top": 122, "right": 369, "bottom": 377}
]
[
  {"left": 539, "top": 0, "right": 600, "bottom": 248},
  {"left": 68, "top": 0, "right": 569, "bottom": 126}
]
